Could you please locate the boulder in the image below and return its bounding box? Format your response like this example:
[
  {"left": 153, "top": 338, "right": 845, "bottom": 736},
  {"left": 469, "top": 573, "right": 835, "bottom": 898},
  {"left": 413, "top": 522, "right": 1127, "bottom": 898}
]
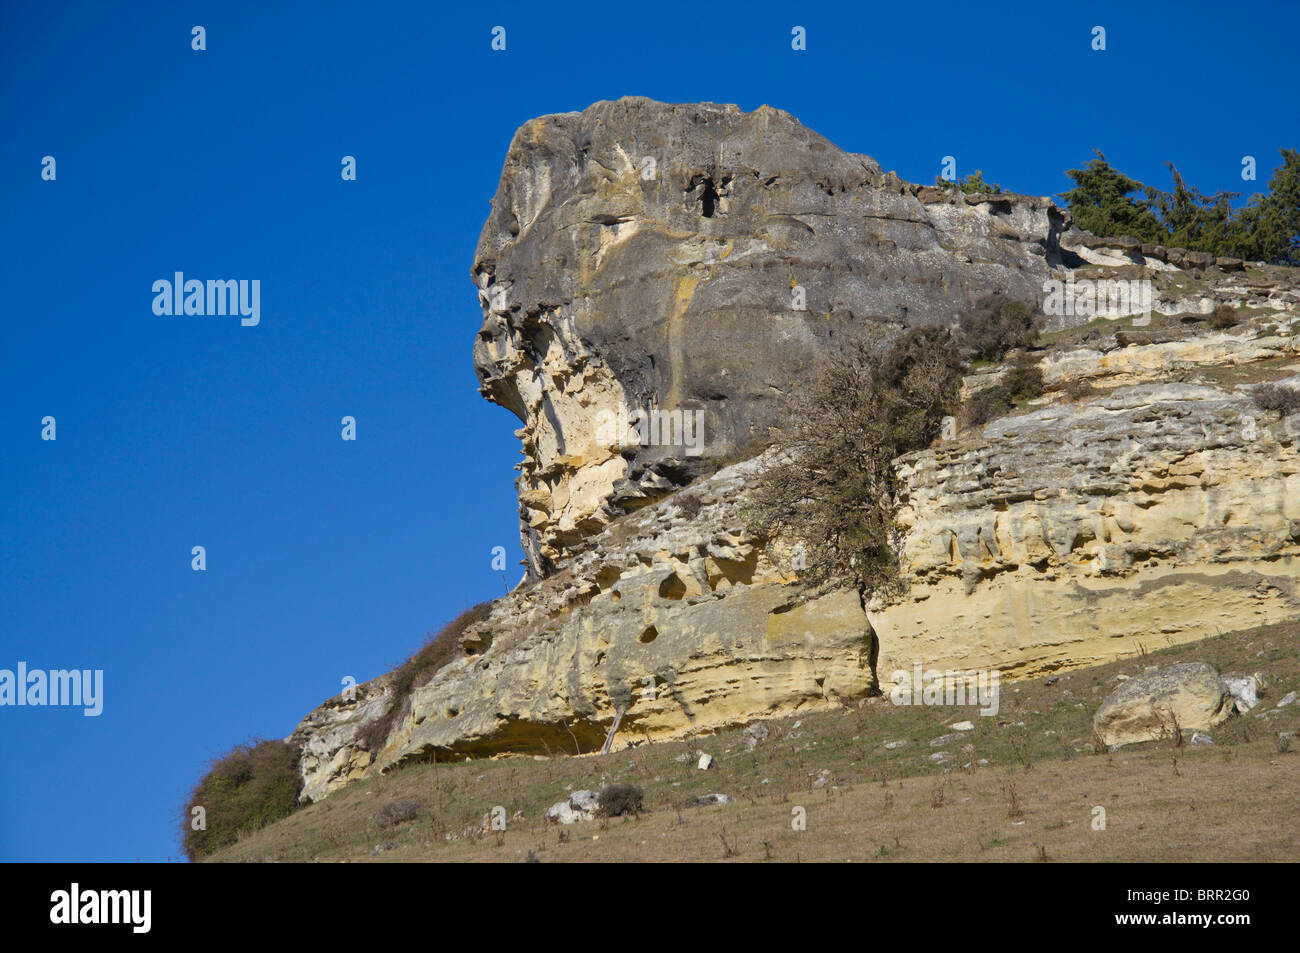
[
  {"left": 545, "top": 789, "right": 600, "bottom": 824},
  {"left": 1093, "top": 662, "right": 1232, "bottom": 746},
  {"left": 1222, "top": 674, "right": 1263, "bottom": 713}
]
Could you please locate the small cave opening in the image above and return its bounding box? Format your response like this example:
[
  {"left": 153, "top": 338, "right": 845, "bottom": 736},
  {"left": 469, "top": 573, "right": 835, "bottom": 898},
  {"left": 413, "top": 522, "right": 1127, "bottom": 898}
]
[
  {"left": 701, "top": 179, "right": 719, "bottom": 217},
  {"left": 688, "top": 174, "right": 722, "bottom": 218}
]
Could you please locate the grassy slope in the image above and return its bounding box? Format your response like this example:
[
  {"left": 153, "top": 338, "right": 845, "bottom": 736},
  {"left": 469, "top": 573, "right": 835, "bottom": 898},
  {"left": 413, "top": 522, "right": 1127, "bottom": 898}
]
[{"left": 210, "top": 620, "right": 1299, "bottom": 862}]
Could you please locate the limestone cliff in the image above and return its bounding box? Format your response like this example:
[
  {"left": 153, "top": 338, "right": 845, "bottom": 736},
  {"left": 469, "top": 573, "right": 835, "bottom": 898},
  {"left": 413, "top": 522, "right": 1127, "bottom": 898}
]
[
  {"left": 471, "top": 97, "right": 1066, "bottom": 576},
  {"left": 289, "top": 98, "right": 1300, "bottom": 803}
]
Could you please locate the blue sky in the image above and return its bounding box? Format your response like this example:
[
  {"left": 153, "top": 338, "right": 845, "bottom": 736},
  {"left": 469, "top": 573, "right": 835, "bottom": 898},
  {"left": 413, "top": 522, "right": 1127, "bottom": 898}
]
[{"left": 1, "top": 0, "right": 1295, "bottom": 861}]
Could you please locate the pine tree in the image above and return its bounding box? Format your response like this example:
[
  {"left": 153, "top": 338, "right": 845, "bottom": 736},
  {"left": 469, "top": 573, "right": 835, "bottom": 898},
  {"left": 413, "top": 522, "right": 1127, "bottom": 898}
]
[{"left": 1061, "top": 151, "right": 1166, "bottom": 243}]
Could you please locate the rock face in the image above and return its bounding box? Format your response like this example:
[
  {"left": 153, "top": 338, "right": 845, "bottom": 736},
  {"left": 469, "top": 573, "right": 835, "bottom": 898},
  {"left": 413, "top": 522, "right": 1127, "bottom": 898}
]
[
  {"left": 292, "top": 454, "right": 877, "bottom": 798},
  {"left": 876, "top": 381, "right": 1300, "bottom": 689},
  {"left": 472, "top": 97, "right": 1067, "bottom": 576},
  {"left": 286, "top": 98, "right": 1300, "bottom": 804},
  {"left": 1093, "top": 663, "right": 1232, "bottom": 746}
]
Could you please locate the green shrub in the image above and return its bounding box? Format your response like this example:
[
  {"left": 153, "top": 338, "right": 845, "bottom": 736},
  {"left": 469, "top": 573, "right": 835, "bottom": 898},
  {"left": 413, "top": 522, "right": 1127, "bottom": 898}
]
[
  {"left": 962, "top": 386, "right": 1013, "bottom": 429},
  {"left": 958, "top": 296, "right": 1041, "bottom": 363},
  {"left": 182, "top": 739, "right": 302, "bottom": 861},
  {"left": 357, "top": 601, "right": 494, "bottom": 753},
  {"left": 597, "top": 783, "right": 645, "bottom": 817},
  {"left": 938, "top": 170, "right": 1003, "bottom": 195},
  {"left": 1062, "top": 148, "right": 1300, "bottom": 265}
]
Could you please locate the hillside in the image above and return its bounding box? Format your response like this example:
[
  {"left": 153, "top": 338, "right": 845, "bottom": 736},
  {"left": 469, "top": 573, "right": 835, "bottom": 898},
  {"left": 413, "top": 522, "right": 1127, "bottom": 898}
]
[{"left": 211, "top": 620, "right": 1299, "bottom": 862}]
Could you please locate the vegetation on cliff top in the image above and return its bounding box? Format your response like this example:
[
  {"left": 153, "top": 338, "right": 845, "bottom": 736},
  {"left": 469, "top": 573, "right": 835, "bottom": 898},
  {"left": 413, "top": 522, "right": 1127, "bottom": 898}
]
[{"left": 1062, "top": 148, "right": 1300, "bottom": 265}]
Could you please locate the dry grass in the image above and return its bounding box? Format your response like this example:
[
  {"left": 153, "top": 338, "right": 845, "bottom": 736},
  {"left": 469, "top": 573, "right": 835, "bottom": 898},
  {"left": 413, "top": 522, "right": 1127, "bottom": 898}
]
[{"left": 207, "top": 621, "right": 1300, "bottom": 863}]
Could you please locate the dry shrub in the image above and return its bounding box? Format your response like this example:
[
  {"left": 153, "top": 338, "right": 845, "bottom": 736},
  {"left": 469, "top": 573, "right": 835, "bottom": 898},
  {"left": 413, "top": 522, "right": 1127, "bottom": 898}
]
[
  {"left": 1207, "top": 304, "right": 1239, "bottom": 329},
  {"left": 357, "top": 601, "right": 494, "bottom": 752},
  {"left": 597, "top": 783, "right": 645, "bottom": 818},
  {"left": 751, "top": 326, "right": 963, "bottom": 598},
  {"left": 958, "top": 296, "right": 1041, "bottom": 362},
  {"left": 1253, "top": 383, "right": 1300, "bottom": 416}
]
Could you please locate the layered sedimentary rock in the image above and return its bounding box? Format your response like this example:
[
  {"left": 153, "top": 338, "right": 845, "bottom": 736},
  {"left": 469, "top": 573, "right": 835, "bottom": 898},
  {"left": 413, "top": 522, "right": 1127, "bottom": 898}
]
[
  {"left": 290, "top": 455, "right": 875, "bottom": 802},
  {"left": 472, "top": 97, "right": 1067, "bottom": 576},
  {"left": 877, "top": 379, "right": 1300, "bottom": 688},
  {"left": 289, "top": 98, "right": 1300, "bottom": 803}
]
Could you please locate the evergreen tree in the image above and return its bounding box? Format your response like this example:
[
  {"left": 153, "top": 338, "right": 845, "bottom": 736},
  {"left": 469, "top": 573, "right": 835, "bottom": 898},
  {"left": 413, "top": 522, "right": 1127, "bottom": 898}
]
[
  {"left": 1235, "top": 149, "right": 1300, "bottom": 265},
  {"left": 1147, "top": 164, "right": 1243, "bottom": 254},
  {"left": 1061, "top": 151, "right": 1166, "bottom": 243}
]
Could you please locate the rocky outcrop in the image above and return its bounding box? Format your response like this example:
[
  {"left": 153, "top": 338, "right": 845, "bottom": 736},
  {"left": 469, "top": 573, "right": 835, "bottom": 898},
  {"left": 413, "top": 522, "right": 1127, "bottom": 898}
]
[
  {"left": 287, "top": 98, "right": 1300, "bottom": 804},
  {"left": 472, "top": 97, "right": 1067, "bottom": 576},
  {"left": 290, "top": 453, "right": 876, "bottom": 800},
  {"left": 1093, "top": 663, "right": 1232, "bottom": 746},
  {"left": 877, "top": 381, "right": 1300, "bottom": 690}
]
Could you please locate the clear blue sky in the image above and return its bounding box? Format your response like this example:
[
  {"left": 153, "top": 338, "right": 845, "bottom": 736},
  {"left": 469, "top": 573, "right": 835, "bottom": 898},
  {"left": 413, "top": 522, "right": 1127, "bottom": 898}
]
[{"left": 2, "top": 0, "right": 1295, "bottom": 861}]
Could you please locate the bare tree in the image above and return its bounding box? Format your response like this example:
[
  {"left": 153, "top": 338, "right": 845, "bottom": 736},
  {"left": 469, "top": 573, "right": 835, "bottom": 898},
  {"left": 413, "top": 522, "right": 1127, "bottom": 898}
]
[{"left": 750, "top": 326, "right": 963, "bottom": 604}]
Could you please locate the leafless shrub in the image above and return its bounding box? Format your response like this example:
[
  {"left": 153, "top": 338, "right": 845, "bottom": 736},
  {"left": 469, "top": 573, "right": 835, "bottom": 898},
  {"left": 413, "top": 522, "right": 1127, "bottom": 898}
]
[
  {"left": 1253, "top": 383, "right": 1300, "bottom": 416},
  {"left": 718, "top": 825, "right": 739, "bottom": 858},
  {"left": 1003, "top": 778, "right": 1023, "bottom": 819},
  {"left": 750, "top": 326, "right": 962, "bottom": 600},
  {"left": 374, "top": 799, "right": 421, "bottom": 830},
  {"left": 959, "top": 296, "right": 1042, "bottom": 362}
]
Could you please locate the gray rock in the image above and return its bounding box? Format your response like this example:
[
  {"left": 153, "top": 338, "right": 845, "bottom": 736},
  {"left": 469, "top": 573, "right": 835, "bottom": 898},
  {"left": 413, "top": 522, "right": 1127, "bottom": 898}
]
[
  {"left": 1223, "top": 674, "right": 1262, "bottom": 713},
  {"left": 742, "top": 721, "right": 772, "bottom": 751},
  {"left": 930, "top": 732, "right": 965, "bottom": 747},
  {"left": 546, "top": 790, "right": 600, "bottom": 824},
  {"left": 471, "top": 97, "right": 1068, "bottom": 575}
]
